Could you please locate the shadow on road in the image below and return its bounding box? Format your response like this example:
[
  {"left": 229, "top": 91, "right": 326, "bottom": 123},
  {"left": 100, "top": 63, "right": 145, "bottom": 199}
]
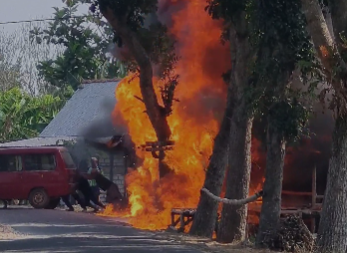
[
  {"left": 0, "top": 234, "right": 198, "bottom": 253},
  {"left": 0, "top": 208, "right": 202, "bottom": 253}
]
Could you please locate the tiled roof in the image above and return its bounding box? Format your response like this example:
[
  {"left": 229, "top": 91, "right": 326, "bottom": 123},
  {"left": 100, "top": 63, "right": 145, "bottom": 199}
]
[{"left": 40, "top": 80, "right": 127, "bottom": 138}]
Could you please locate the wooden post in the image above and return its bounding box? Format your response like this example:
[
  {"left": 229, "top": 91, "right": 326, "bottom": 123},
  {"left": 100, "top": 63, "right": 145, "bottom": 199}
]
[
  {"left": 312, "top": 166, "right": 317, "bottom": 208},
  {"left": 179, "top": 213, "right": 185, "bottom": 232},
  {"left": 311, "top": 166, "right": 317, "bottom": 233}
]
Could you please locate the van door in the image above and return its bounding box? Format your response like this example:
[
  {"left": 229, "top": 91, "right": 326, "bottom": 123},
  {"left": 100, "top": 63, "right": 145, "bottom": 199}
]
[
  {"left": 59, "top": 150, "right": 76, "bottom": 182},
  {"left": 0, "top": 155, "right": 24, "bottom": 200},
  {"left": 22, "top": 153, "right": 62, "bottom": 198}
]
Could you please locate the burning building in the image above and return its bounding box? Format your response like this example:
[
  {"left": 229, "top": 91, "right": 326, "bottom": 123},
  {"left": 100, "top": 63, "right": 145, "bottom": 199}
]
[{"left": 98, "top": 0, "right": 332, "bottom": 233}]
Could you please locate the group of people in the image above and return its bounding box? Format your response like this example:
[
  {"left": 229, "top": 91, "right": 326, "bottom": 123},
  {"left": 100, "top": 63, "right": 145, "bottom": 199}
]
[{"left": 61, "top": 156, "right": 106, "bottom": 212}]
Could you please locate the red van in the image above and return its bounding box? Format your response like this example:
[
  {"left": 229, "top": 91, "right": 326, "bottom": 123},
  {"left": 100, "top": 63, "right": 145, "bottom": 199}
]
[{"left": 0, "top": 146, "right": 76, "bottom": 209}]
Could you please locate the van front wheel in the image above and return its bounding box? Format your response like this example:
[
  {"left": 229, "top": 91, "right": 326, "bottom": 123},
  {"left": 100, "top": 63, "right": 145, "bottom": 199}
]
[{"left": 29, "top": 189, "right": 50, "bottom": 209}]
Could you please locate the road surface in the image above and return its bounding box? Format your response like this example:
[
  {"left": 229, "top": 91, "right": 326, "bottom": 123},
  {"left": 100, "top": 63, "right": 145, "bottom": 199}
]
[{"left": 0, "top": 207, "right": 205, "bottom": 253}]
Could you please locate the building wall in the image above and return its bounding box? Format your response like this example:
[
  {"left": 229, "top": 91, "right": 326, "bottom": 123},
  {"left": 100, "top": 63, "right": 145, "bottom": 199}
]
[
  {"left": 97, "top": 151, "right": 126, "bottom": 195},
  {"left": 66, "top": 141, "right": 127, "bottom": 196}
]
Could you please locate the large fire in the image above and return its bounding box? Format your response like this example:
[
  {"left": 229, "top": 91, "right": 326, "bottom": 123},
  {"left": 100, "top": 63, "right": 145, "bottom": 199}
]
[
  {"left": 98, "top": 0, "right": 332, "bottom": 231},
  {"left": 99, "top": 0, "right": 230, "bottom": 230}
]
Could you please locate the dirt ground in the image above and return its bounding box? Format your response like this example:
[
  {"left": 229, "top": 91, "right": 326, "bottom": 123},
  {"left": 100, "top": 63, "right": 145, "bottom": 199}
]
[
  {"left": 153, "top": 231, "right": 279, "bottom": 253},
  {"left": 1, "top": 205, "right": 278, "bottom": 252},
  {"left": 62, "top": 205, "right": 277, "bottom": 253},
  {"left": 0, "top": 221, "right": 277, "bottom": 252}
]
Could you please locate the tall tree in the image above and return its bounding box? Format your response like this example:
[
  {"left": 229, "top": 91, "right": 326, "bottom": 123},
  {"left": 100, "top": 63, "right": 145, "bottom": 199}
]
[
  {"left": 253, "top": 0, "right": 316, "bottom": 246},
  {"left": 191, "top": 0, "right": 258, "bottom": 241},
  {"left": 30, "top": 0, "right": 126, "bottom": 91},
  {"left": 189, "top": 74, "right": 233, "bottom": 237},
  {"left": 80, "top": 0, "right": 179, "bottom": 177},
  {"left": 191, "top": 0, "right": 316, "bottom": 242},
  {"left": 300, "top": 0, "right": 347, "bottom": 251},
  {"left": 0, "top": 24, "right": 57, "bottom": 94}
]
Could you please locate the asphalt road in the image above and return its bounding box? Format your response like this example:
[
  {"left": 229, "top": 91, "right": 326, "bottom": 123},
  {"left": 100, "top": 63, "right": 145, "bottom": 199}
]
[{"left": 0, "top": 207, "right": 204, "bottom": 253}]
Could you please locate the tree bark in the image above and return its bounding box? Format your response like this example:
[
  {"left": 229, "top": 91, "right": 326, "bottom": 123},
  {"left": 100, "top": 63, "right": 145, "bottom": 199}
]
[
  {"left": 314, "top": 115, "right": 347, "bottom": 253},
  {"left": 100, "top": 8, "right": 171, "bottom": 143},
  {"left": 189, "top": 86, "right": 233, "bottom": 238},
  {"left": 215, "top": 9, "right": 253, "bottom": 244},
  {"left": 301, "top": 0, "right": 347, "bottom": 100},
  {"left": 217, "top": 103, "right": 253, "bottom": 243},
  {"left": 190, "top": 9, "right": 252, "bottom": 239},
  {"left": 328, "top": 0, "right": 347, "bottom": 51},
  {"left": 256, "top": 113, "right": 286, "bottom": 246}
]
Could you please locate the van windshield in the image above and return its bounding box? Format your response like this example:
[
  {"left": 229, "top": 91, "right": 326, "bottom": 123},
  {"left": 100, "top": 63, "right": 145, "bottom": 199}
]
[{"left": 60, "top": 151, "right": 76, "bottom": 169}]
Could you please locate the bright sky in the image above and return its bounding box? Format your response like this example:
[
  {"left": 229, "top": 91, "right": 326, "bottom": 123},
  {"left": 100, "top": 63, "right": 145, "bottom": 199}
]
[
  {"left": 0, "top": 0, "right": 91, "bottom": 94},
  {"left": 0, "top": 0, "right": 88, "bottom": 32}
]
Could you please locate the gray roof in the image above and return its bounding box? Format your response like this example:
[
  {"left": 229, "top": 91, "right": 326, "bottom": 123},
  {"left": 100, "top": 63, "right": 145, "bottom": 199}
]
[
  {"left": 0, "top": 136, "right": 114, "bottom": 148},
  {"left": 0, "top": 137, "right": 76, "bottom": 147},
  {"left": 40, "top": 81, "right": 127, "bottom": 139}
]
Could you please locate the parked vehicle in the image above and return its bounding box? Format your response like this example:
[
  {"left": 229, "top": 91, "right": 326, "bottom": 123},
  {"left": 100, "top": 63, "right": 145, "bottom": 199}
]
[{"left": 0, "top": 146, "right": 76, "bottom": 209}]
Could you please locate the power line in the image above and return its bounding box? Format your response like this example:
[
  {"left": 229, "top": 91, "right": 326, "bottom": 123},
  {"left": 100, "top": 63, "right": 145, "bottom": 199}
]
[{"left": 0, "top": 15, "right": 93, "bottom": 25}]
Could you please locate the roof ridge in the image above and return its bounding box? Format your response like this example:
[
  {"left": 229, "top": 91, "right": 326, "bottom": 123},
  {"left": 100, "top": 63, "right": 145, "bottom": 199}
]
[{"left": 81, "top": 78, "right": 121, "bottom": 84}]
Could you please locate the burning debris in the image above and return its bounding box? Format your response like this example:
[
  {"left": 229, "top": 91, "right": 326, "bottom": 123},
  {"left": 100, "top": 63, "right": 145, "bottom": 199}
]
[
  {"left": 93, "top": 172, "right": 124, "bottom": 205},
  {"left": 262, "top": 215, "right": 314, "bottom": 253}
]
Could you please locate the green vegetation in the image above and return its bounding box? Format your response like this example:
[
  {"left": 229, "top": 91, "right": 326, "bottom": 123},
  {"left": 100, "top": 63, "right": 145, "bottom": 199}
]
[{"left": 0, "top": 88, "right": 66, "bottom": 142}]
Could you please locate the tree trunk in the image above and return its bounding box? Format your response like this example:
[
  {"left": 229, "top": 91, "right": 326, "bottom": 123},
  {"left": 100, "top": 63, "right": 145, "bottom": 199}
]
[
  {"left": 300, "top": 1, "right": 347, "bottom": 251},
  {"left": 256, "top": 113, "right": 286, "bottom": 246},
  {"left": 190, "top": 8, "right": 252, "bottom": 238},
  {"left": 102, "top": 9, "right": 171, "bottom": 142},
  {"left": 301, "top": 0, "right": 347, "bottom": 97},
  {"left": 217, "top": 102, "right": 253, "bottom": 243},
  {"left": 100, "top": 7, "right": 172, "bottom": 178},
  {"left": 214, "top": 8, "right": 253, "bottom": 243},
  {"left": 314, "top": 115, "right": 347, "bottom": 253},
  {"left": 189, "top": 86, "right": 233, "bottom": 238}
]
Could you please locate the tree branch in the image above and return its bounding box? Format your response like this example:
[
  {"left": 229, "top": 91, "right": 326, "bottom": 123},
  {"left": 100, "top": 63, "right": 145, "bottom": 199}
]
[
  {"left": 201, "top": 188, "right": 263, "bottom": 205},
  {"left": 329, "top": 0, "right": 347, "bottom": 49},
  {"left": 301, "top": 0, "right": 336, "bottom": 76},
  {"left": 101, "top": 7, "right": 172, "bottom": 142},
  {"left": 134, "top": 95, "right": 145, "bottom": 103},
  {"left": 301, "top": 0, "right": 347, "bottom": 111}
]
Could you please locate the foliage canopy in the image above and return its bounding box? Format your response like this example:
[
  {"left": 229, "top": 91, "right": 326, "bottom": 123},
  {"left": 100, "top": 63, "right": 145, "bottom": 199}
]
[
  {"left": 0, "top": 88, "right": 65, "bottom": 142},
  {"left": 30, "top": 0, "right": 126, "bottom": 91},
  {"left": 207, "top": 0, "right": 319, "bottom": 141}
]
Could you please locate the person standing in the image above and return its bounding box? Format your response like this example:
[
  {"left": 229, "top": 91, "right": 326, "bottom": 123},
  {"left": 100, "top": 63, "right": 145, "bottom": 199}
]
[
  {"left": 75, "top": 169, "right": 105, "bottom": 211},
  {"left": 61, "top": 195, "right": 74, "bottom": 211},
  {"left": 88, "top": 157, "right": 103, "bottom": 204},
  {"left": 61, "top": 183, "right": 87, "bottom": 212}
]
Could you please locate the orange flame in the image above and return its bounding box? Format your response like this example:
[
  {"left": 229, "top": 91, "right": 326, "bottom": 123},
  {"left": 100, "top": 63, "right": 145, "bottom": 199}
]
[
  {"left": 98, "top": 0, "right": 231, "bottom": 230},
  {"left": 98, "top": 0, "right": 331, "bottom": 232}
]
